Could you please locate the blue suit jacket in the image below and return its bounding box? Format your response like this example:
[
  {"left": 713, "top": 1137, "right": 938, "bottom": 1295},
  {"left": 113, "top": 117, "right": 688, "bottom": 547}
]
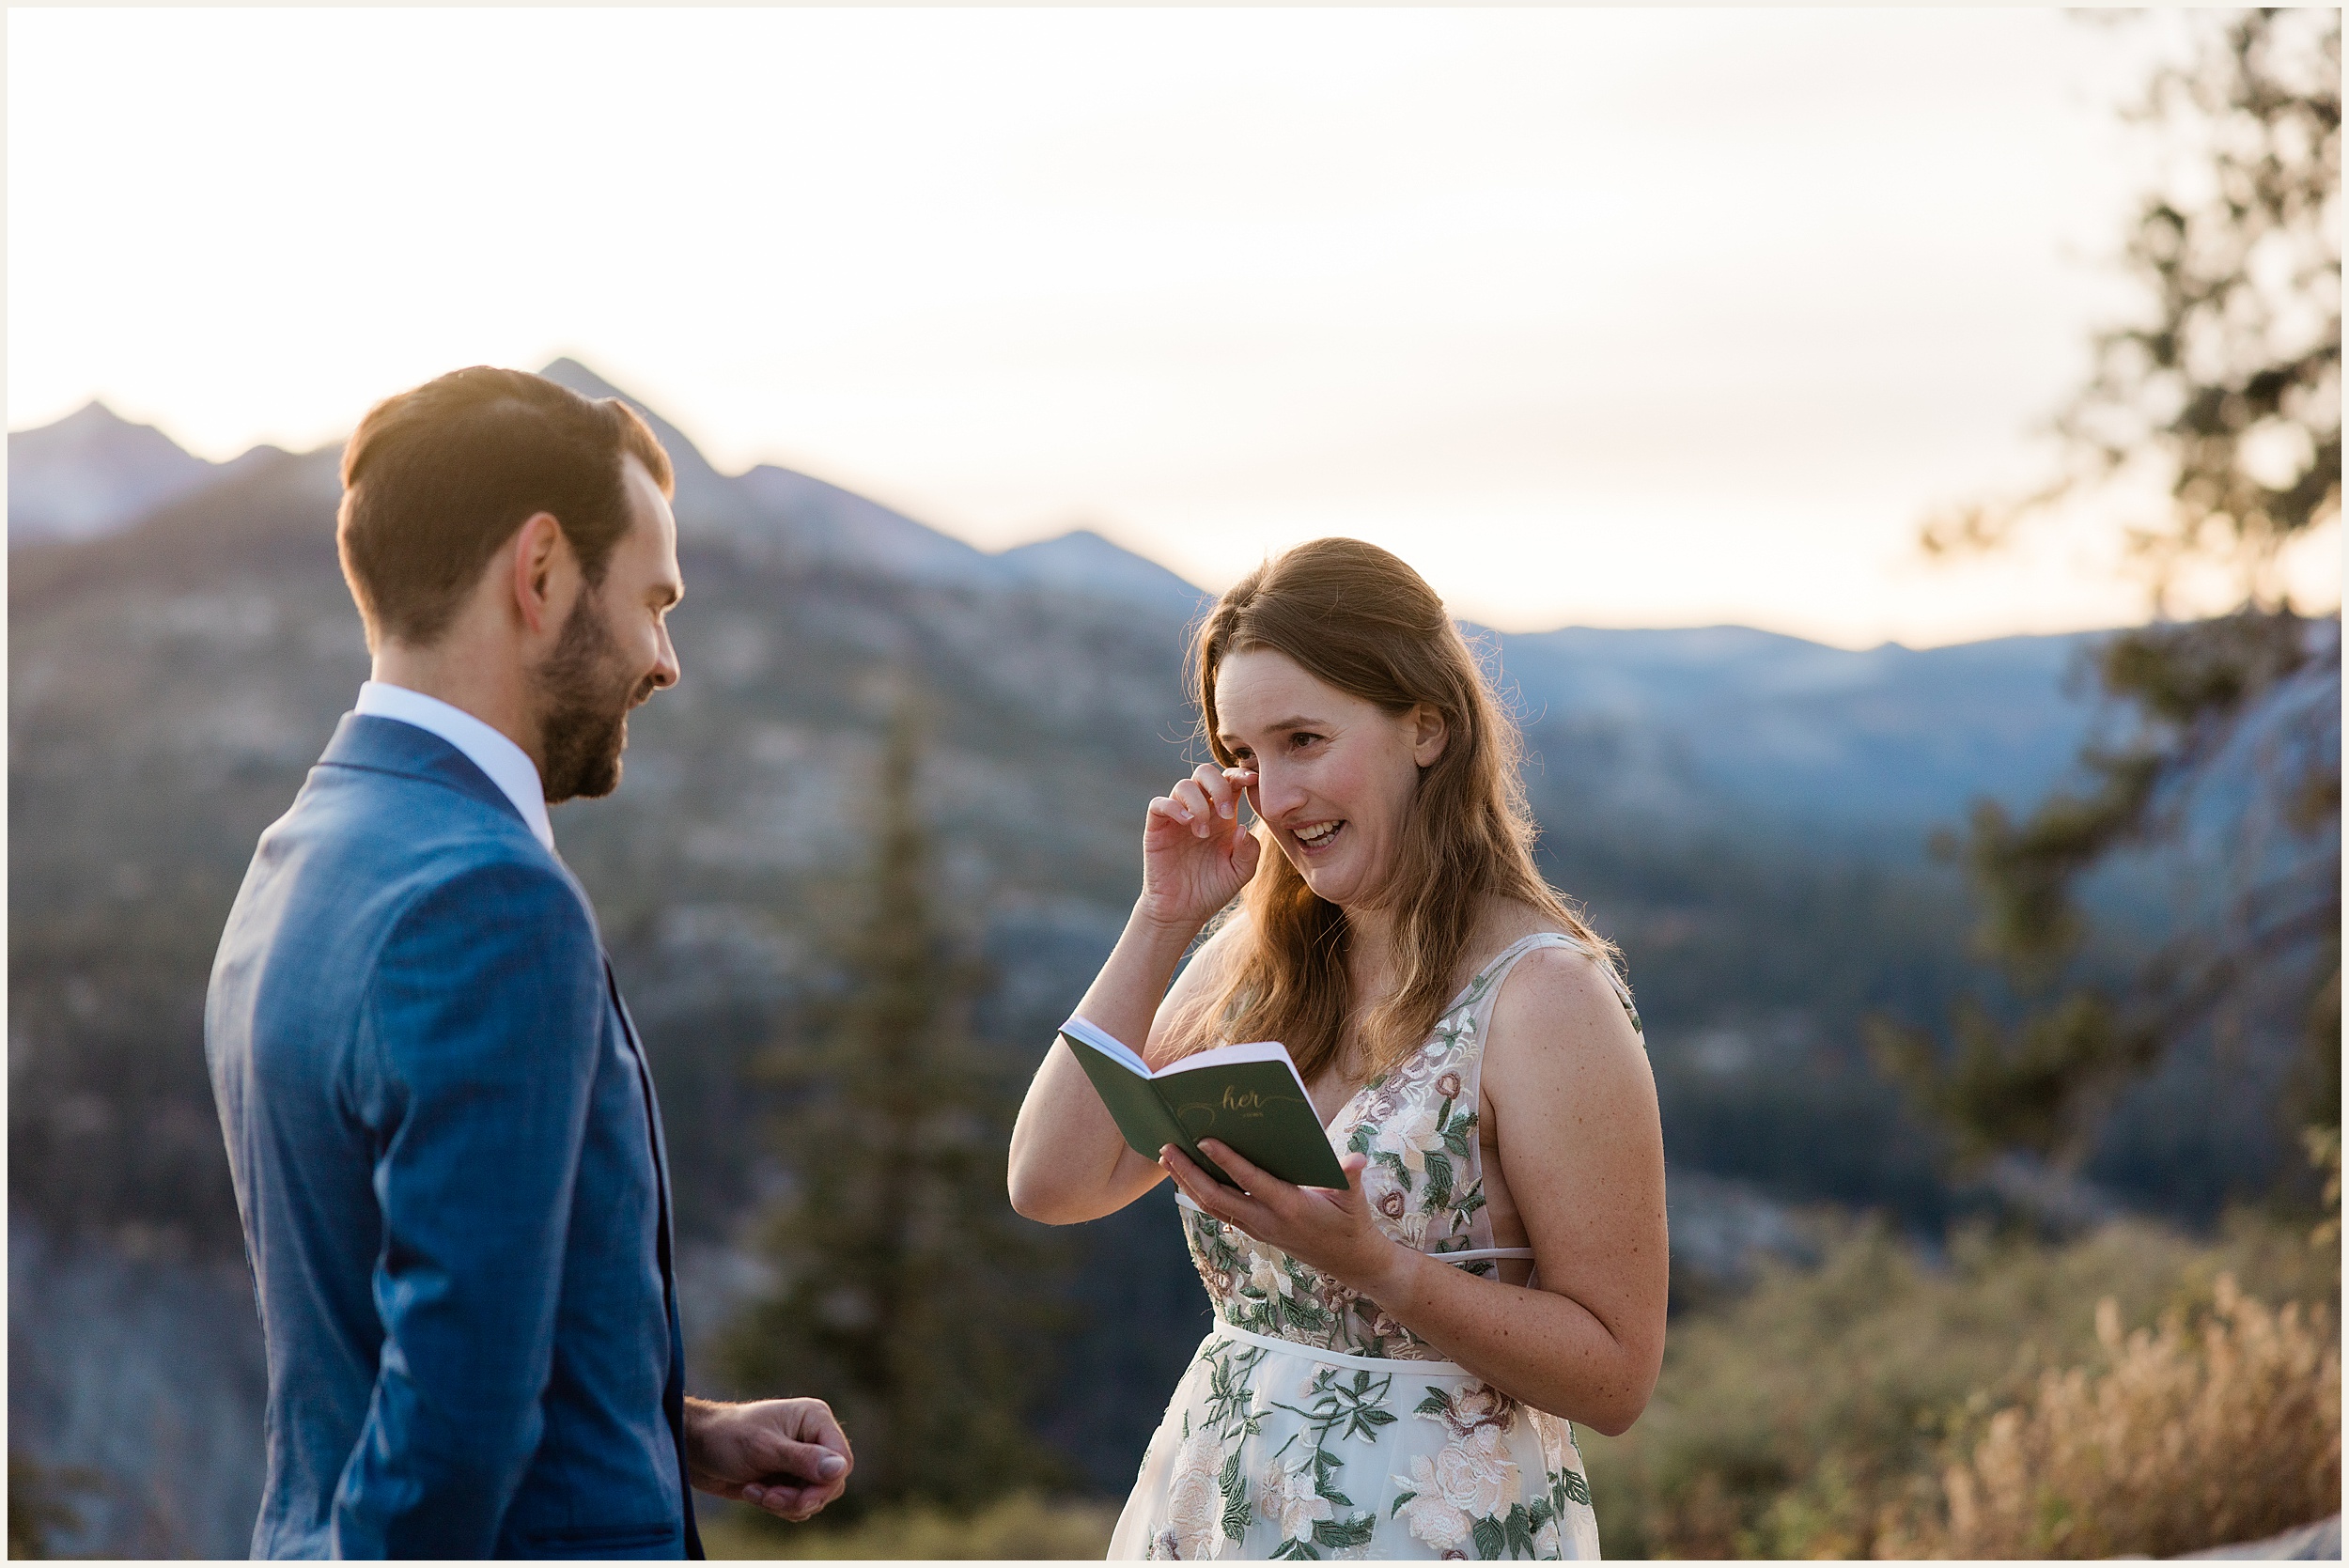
[{"left": 207, "top": 714, "right": 704, "bottom": 1560}]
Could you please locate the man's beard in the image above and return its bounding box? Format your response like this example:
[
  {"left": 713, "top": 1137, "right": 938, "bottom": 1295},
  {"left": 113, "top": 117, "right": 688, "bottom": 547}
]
[{"left": 536, "top": 594, "right": 655, "bottom": 804}]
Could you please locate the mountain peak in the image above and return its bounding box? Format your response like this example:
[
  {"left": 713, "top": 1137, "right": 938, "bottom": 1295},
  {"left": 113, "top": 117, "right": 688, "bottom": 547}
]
[
  {"left": 8, "top": 402, "right": 220, "bottom": 545},
  {"left": 995, "top": 528, "right": 1210, "bottom": 617},
  {"left": 531, "top": 358, "right": 751, "bottom": 534},
  {"left": 535, "top": 358, "right": 702, "bottom": 462},
  {"left": 536, "top": 356, "right": 630, "bottom": 405},
  {"left": 46, "top": 400, "right": 146, "bottom": 437}
]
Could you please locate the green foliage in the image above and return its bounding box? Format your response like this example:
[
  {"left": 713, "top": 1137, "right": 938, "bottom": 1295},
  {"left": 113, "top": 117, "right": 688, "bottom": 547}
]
[
  {"left": 721, "top": 694, "right": 1069, "bottom": 1510},
  {"left": 1880, "top": 626, "right": 2338, "bottom": 1179},
  {"left": 1940, "top": 611, "right": 2324, "bottom": 983},
  {"left": 1578, "top": 1211, "right": 2338, "bottom": 1559},
  {"left": 2081, "top": 8, "right": 2341, "bottom": 598},
  {"left": 700, "top": 1491, "right": 1119, "bottom": 1560},
  {"left": 1939, "top": 764, "right": 2159, "bottom": 976},
  {"left": 1871, "top": 993, "right": 2155, "bottom": 1171},
  {"left": 1890, "top": 8, "right": 2342, "bottom": 1178},
  {"left": 1927, "top": 10, "right": 2341, "bottom": 598}
]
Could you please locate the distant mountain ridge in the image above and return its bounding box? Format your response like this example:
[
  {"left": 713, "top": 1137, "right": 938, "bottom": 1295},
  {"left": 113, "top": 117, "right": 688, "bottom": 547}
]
[
  {"left": 8, "top": 359, "right": 2108, "bottom": 835},
  {"left": 7, "top": 402, "right": 276, "bottom": 544},
  {"left": 1496, "top": 622, "right": 2103, "bottom": 837},
  {"left": 540, "top": 359, "right": 1214, "bottom": 618},
  {"left": 8, "top": 361, "right": 1211, "bottom": 620}
]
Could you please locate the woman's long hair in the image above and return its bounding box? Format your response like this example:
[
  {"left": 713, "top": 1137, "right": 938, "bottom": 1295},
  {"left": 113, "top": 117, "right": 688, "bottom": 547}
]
[{"left": 1172, "top": 537, "right": 1618, "bottom": 1082}]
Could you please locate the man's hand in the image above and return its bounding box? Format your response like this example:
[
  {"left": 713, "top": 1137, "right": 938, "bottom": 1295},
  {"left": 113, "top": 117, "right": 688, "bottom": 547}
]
[{"left": 683, "top": 1396, "right": 853, "bottom": 1523}]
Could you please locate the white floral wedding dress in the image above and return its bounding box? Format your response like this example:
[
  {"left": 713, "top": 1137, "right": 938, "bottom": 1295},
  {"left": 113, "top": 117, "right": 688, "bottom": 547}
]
[{"left": 1109, "top": 932, "right": 1638, "bottom": 1561}]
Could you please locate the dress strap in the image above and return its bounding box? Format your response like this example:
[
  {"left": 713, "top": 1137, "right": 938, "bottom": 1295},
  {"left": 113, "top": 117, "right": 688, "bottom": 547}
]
[
  {"left": 1473, "top": 930, "right": 1641, "bottom": 1036},
  {"left": 1466, "top": 931, "right": 1568, "bottom": 993}
]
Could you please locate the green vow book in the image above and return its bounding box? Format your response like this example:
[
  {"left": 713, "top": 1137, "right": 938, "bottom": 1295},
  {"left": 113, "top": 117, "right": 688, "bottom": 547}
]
[{"left": 1058, "top": 1016, "right": 1349, "bottom": 1190}]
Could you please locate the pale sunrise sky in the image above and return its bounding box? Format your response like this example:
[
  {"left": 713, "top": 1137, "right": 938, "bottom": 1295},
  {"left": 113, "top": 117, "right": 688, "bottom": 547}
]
[{"left": 8, "top": 8, "right": 2338, "bottom": 647}]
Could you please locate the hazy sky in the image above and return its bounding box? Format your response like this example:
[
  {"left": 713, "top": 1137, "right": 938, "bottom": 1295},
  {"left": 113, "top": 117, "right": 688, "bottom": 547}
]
[{"left": 9, "top": 8, "right": 2336, "bottom": 647}]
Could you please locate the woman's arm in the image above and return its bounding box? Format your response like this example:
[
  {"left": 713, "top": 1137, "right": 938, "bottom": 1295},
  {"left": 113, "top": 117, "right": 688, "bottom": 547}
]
[
  {"left": 1159, "top": 945, "right": 1668, "bottom": 1434},
  {"left": 1006, "top": 908, "right": 1227, "bottom": 1223},
  {"left": 1007, "top": 762, "right": 1261, "bottom": 1225}
]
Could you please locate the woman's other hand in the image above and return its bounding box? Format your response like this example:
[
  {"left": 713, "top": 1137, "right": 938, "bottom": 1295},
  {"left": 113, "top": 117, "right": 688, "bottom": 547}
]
[
  {"left": 1141, "top": 764, "right": 1261, "bottom": 933},
  {"left": 1159, "top": 1142, "right": 1409, "bottom": 1302}
]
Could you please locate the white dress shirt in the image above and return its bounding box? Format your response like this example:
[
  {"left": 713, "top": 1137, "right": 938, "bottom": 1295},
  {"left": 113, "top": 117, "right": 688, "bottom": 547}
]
[{"left": 353, "top": 680, "right": 556, "bottom": 851}]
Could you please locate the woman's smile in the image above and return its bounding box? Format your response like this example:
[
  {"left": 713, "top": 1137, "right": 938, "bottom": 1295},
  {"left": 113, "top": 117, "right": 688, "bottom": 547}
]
[{"left": 1290, "top": 819, "right": 1346, "bottom": 855}]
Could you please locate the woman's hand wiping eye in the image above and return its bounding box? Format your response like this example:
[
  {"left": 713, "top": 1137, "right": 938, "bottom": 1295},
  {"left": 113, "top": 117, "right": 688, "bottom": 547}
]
[{"left": 1139, "top": 763, "right": 1260, "bottom": 934}]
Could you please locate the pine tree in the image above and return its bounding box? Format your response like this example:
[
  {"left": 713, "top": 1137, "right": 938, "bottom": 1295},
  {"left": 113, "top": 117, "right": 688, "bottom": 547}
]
[{"left": 724, "top": 694, "right": 1066, "bottom": 1511}]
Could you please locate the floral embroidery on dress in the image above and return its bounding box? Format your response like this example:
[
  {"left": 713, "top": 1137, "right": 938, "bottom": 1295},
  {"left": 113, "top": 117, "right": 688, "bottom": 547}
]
[
  {"left": 1252, "top": 1361, "right": 1391, "bottom": 1558},
  {"left": 1387, "top": 1382, "right": 1553, "bottom": 1559},
  {"left": 1182, "top": 974, "right": 1514, "bottom": 1357},
  {"left": 1258, "top": 1453, "right": 1332, "bottom": 1547},
  {"left": 1163, "top": 1428, "right": 1227, "bottom": 1560},
  {"left": 1143, "top": 1339, "right": 1275, "bottom": 1560}
]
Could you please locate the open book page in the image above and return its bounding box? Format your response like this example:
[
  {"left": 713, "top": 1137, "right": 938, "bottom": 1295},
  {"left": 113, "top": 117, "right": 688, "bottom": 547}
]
[
  {"left": 1156, "top": 1038, "right": 1313, "bottom": 1101},
  {"left": 1057, "top": 1014, "right": 1150, "bottom": 1077},
  {"left": 1056, "top": 1017, "right": 1193, "bottom": 1175},
  {"left": 1055, "top": 1017, "right": 1311, "bottom": 1095}
]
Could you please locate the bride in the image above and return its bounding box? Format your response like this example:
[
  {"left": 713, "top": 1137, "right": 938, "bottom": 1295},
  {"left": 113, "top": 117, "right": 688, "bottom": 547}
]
[{"left": 1009, "top": 538, "right": 1667, "bottom": 1560}]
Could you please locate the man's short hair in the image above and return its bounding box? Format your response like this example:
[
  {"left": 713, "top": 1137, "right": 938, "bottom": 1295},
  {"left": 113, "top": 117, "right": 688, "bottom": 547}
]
[{"left": 336, "top": 366, "right": 676, "bottom": 646}]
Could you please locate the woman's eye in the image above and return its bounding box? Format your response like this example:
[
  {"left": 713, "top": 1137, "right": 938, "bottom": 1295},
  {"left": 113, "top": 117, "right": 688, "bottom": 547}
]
[{"left": 1291, "top": 733, "right": 1321, "bottom": 750}]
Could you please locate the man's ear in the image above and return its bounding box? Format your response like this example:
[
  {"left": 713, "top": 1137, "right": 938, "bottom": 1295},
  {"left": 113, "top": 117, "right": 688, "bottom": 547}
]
[
  {"left": 509, "top": 512, "right": 565, "bottom": 636},
  {"left": 1410, "top": 704, "right": 1450, "bottom": 768}
]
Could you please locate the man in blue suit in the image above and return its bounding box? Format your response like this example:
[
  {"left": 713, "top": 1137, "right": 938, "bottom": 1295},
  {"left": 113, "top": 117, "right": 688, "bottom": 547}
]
[{"left": 207, "top": 367, "right": 851, "bottom": 1558}]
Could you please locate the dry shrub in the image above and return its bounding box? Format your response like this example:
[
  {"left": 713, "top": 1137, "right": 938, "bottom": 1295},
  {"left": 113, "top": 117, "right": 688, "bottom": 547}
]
[
  {"left": 1881, "top": 1276, "right": 2340, "bottom": 1559},
  {"left": 1577, "top": 1212, "right": 2334, "bottom": 1559}
]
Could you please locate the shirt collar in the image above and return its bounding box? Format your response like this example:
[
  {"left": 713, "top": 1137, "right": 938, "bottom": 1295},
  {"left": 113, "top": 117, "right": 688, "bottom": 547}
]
[{"left": 352, "top": 680, "right": 556, "bottom": 851}]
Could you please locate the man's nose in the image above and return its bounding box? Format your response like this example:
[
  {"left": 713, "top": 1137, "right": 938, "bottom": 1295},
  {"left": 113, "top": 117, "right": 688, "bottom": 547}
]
[{"left": 650, "top": 625, "right": 681, "bottom": 690}]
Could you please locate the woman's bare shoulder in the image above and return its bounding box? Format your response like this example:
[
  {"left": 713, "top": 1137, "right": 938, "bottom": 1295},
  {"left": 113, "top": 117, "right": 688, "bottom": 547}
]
[
  {"left": 1485, "top": 936, "right": 1642, "bottom": 1079},
  {"left": 1463, "top": 896, "right": 1572, "bottom": 969}
]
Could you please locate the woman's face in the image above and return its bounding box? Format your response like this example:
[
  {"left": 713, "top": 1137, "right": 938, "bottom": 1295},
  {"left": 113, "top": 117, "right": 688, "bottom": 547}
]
[{"left": 1213, "top": 646, "right": 1448, "bottom": 909}]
